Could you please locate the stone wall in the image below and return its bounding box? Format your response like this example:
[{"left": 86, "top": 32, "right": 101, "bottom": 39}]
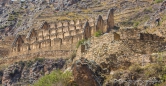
[
  {"left": 140, "top": 33, "right": 165, "bottom": 41},
  {"left": 121, "top": 39, "right": 164, "bottom": 54},
  {"left": 119, "top": 29, "right": 140, "bottom": 40},
  {"left": 107, "top": 8, "right": 114, "bottom": 32},
  {"left": 118, "top": 29, "right": 165, "bottom": 41},
  {"left": 0, "top": 40, "right": 12, "bottom": 48},
  {"left": 9, "top": 7, "right": 165, "bottom": 59},
  {"left": 9, "top": 8, "right": 115, "bottom": 58}
]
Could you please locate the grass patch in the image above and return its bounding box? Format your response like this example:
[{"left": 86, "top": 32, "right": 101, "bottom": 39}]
[
  {"left": 0, "top": 26, "right": 7, "bottom": 29},
  {"left": 24, "top": 60, "right": 33, "bottom": 67},
  {"left": 155, "top": 0, "right": 164, "bottom": 3},
  {"left": 34, "top": 70, "right": 74, "bottom": 86},
  {"left": 162, "top": 14, "right": 166, "bottom": 21},
  {"left": 8, "top": 11, "right": 20, "bottom": 21},
  {"left": 34, "top": 58, "right": 45, "bottom": 63},
  {"left": 129, "top": 64, "right": 143, "bottom": 73},
  {"left": 57, "top": 16, "right": 71, "bottom": 21},
  {"left": 133, "top": 21, "right": 140, "bottom": 28},
  {"left": 8, "top": 15, "right": 16, "bottom": 21},
  {"left": 82, "top": 9, "right": 92, "bottom": 14},
  {"left": 143, "top": 7, "right": 153, "bottom": 13},
  {"left": 17, "top": 20, "right": 22, "bottom": 27},
  {"left": 70, "top": 52, "right": 76, "bottom": 61},
  {"left": 120, "top": 21, "right": 133, "bottom": 27},
  {"left": 94, "top": 30, "right": 102, "bottom": 37},
  {"left": 0, "top": 64, "right": 7, "bottom": 71},
  {"left": 76, "top": 39, "right": 85, "bottom": 48},
  {"left": 144, "top": 64, "right": 163, "bottom": 78}
]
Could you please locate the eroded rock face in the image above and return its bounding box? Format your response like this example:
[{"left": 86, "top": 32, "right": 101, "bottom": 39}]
[
  {"left": 2, "top": 63, "right": 23, "bottom": 86},
  {"left": 2, "top": 58, "right": 66, "bottom": 86},
  {"left": 72, "top": 58, "right": 104, "bottom": 86},
  {"left": 160, "top": 0, "right": 166, "bottom": 12},
  {"left": 69, "top": 0, "right": 81, "bottom": 5}
]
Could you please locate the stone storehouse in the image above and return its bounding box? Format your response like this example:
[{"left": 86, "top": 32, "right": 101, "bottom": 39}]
[
  {"left": 9, "top": 8, "right": 115, "bottom": 57},
  {"left": 9, "top": 8, "right": 165, "bottom": 58}
]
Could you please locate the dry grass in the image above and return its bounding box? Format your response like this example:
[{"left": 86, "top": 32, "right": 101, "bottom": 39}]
[
  {"left": 37, "top": 11, "right": 89, "bottom": 22},
  {"left": 82, "top": 9, "right": 92, "bottom": 14}
]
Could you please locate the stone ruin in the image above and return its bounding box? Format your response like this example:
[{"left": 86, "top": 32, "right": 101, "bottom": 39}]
[
  {"left": 115, "top": 29, "right": 165, "bottom": 41},
  {"left": 9, "top": 8, "right": 115, "bottom": 58},
  {"left": 9, "top": 8, "right": 166, "bottom": 59},
  {"left": 109, "top": 29, "right": 165, "bottom": 55}
]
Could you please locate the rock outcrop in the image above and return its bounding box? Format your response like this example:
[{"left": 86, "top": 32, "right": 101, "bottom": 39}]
[
  {"left": 2, "top": 58, "right": 66, "bottom": 86},
  {"left": 160, "top": 0, "right": 166, "bottom": 12},
  {"left": 72, "top": 58, "right": 104, "bottom": 86}
]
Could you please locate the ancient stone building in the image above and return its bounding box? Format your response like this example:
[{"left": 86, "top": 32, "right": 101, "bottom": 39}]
[
  {"left": 96, "top": 15, "right": 105, "bottom": 33},
  {"left": 116, "top": 29, "right": 164, "bottom": 41},
  {"left": 9, "top": 7, "right": 166, "bottom": 59},
  {"left": 113, "top": 32, "right": 120, "bottom": 41},
  {"left": 140, "top": 33, "right": 165, "bottom": 41},
  {"left": 107, "top": 8, "right": 114, "bottom": 32},
  {"left": 9, "top": 8, "right": 115, "bottom": 58}
]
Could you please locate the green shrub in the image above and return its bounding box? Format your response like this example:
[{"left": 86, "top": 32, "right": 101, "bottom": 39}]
[
  {"left": 155, "top": 0, "right": 164, "bottom": 3},
  {"left": 143, "top": 8, "right": 153, "bottom": 13},
  {"left": 156, "top": 82, "right": 166, "bottom": 86},
  {"left": 34, "top": 70, "right": 73, "bottom": 86},
  {"left": 120, "top": 21, "right": 133, "bottom": 26},
  {"left": 34, "top": 58, "right": 45, "bottom": 62},
  {"left": 0, "top": 26, "right": 7, "bottom": 29},
  {"left": 18, "top": 61, "right": 25, "bottom": 67},
  {"left": 25, "top": 61, "right": 33, "bottom": 67},
  {"left": 17, "top": 20, "right": 22, "bottom": 27},
  {"left": 144, "top": 64, "right": 162, "bottom": 77},
  {"left": 133, "top": 21, "right": 139, "bottom": 28},
  {"left": 76, "top": 39, "right": 85, "bottom": 48},
  {"left": 8, "top": 12, "right": 19, "bottom": 21},
  {"left": 129, "top": 64, "right": 143, "bottom": 73},
  {"left": 94, "top": 30, "right": 102, "bottom": 37},
  {"left": 162, "top": 15, "right": 166, "bottom": 21},
  {"left": 70, "top": 52, "right": 76, "bottom": 61},
  {"left": 161, "top": 74, "right": 166, "bottom": 82},
  {"left": 158, "top": 21, "right": 162, "bottom": 26},
  {"left": 8, "top": 15, "right": 15, "bottom": 21},
  {"left": 112, "top": 71, "right": 122, "bottom": 79}
]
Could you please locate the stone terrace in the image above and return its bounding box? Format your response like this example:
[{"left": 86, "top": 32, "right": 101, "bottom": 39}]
[{"left": 9, "top": 8, "right": 115, "bottom": 58}]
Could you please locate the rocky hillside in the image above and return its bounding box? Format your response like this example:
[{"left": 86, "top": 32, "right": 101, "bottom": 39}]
[
  {"left": 1, "top": 0, "right": 166, "bottom": 38},
  {"left": 1, "top": 58, "right": 66, "bottom": 86},
  {"left": 1, "top": 0, "right": 166, "bottom": 86}
]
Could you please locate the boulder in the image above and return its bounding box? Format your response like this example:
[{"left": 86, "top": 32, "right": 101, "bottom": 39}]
[{"left": 72, "top": 58, "right": 104, "bottom": 86}]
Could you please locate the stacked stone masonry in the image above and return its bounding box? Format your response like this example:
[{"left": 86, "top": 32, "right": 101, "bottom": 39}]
[
  {"left": 9, "top": 8, "right": 165, "bottom": 58},
  {"left": 10, "top": 8, "right": 115, "bottom": 57}
]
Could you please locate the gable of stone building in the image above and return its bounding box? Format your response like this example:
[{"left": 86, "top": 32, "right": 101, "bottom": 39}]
[
  {"left": 107, "top": 8, "right": 114, "bottom": 31},
  {"left": 39, "top": 22, "right": 50, "bottom": 30},
  {"left": 12, "top": 35, "right": 25, "bottom": 47},
  {"left": 26, "top": 28, "right": 37, "bottom": 39}
]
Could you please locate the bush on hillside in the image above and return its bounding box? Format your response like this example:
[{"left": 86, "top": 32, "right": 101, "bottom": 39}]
[
  {"left": 76, "top": 39, "right": 85, "bottom": 48},
  {"left": 133, "top": 21, "right": 139, "bottom": 28},
  {"left": 155, "top": 0, "right": 164, "bottom": 3},
  {"left": 94, "top": 30, "right": 102, "bottom": 37},
  {"left": 34, "top": 70, "right": 75, "bottom": 86},
  {"left": 129, "top": 64, "right": 143, "bottom": 73},
  {"left": 34, "top": 58, "right": 45, "bottom": 62},
  {"left": 70, "top": 52, "right": 76, "bottom": 61},
  {"left": 144, "top": 64, "right": 163, "bottom": 77}
]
